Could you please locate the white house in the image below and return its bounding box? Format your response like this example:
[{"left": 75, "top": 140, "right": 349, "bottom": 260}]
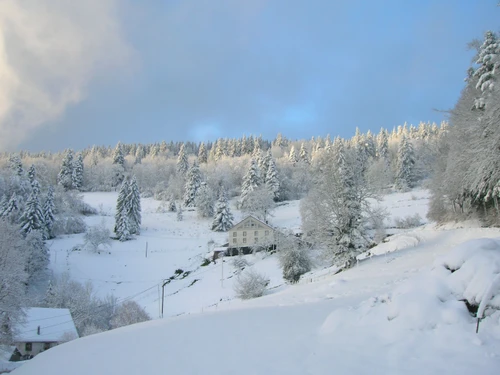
[
  {"left": 227, "top": 216, "right": 276, "bottom": 254},
  {"left": 12, "top": 308, "right": 79, "bottom": 360}
]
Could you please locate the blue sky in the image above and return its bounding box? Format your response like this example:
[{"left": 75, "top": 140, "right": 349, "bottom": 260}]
[{"left": 5, "top": 0, "right": 499, "bottom": 151}]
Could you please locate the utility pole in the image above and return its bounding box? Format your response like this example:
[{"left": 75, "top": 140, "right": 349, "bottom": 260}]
[
  {"left": 220, "top": 253, "right": 224, "bottom": 288},
  {"left": 145, "top": 242, "right": 148, "bottom": 258},
  {"left": 161, "top": 279, "right": 169, "bottom": 318}
]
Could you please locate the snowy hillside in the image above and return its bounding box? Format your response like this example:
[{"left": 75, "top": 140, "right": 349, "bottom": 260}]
[{"left": 9, "top": 189, "right": 500, "bottom": 374}]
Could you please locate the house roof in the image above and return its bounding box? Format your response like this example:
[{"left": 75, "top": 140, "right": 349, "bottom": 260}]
[
  {"left": 230, "top": 215, "right": 274, "bottom": 231},
  {"left": 15, "top": 308, "right": 79, "bottom": 343}
]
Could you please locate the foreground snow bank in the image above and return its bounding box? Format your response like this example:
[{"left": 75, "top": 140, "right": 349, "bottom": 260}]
[{"left": 12, "top": 238, "right": 500, "bottom": 375}]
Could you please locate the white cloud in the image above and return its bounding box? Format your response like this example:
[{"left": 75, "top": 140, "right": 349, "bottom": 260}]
[{"left": 0, "top": 0, "right": 132, "bottom": 150}]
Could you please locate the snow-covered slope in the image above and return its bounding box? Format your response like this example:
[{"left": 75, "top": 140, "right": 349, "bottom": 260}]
[{"left": 10, "top": 189, "right": 500, "bottom": 374}]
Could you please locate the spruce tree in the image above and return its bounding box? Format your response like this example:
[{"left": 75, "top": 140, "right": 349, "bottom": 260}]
[
  {"left": 28, "top": 164, "right": 36, "bottom": 185},
  {"left": 395, "top": 135, "right": 416, "bottom": 191},
  {"left": 473, "top": 31, "right": 499, "bottom": 94},
  {"left": 112, "top": 142, "right": 125, "bottom": 167},
  {"left": 42, "top": 186, "right": 55, "bottom": 239},
  {"left": 19, "top": 190, "right": 43, "bottom": 235},
  {"left": 183, "top": 161, "right": 201, "bottom": 207},
  {"left": 176, "top": 205, "right": 183, "bottom": 221},
  {"left": 168, "top": 196, "right": 177, "bottom": 212},
  {"left": 265, "top": 157, "right": 280, "bottom": 202},
  {"left": 288, "top": 146, "right": 298, "bottom": 164},
  {"left": 239, "top": 158, "right": 260, "bottom": 209},
  {"left": 177, "top": 143, "right": 189, "bottom": 176},
  {"left": 114, "top": 180, "right": 130, "bottom": 236},
  {"left": 58, "top": 149, "right": 74, "bottom": 190},
  {"left": 376, "top": 128, "right": 389, "bottom": 160},
  {"left": 299, "top": 143, "right": 309, "bottom": 165},
  {"left": 127, "top": 176, "right": 141, "bottom": 235},
  {"left": 72, "top": 153, "right": 84, "bottom": 191},
  {"left": 0, "top": 195, "right": 7, "bottom": 215},
  {"left": 117, "top": 210, "right": 131, "bottom": 242},
  {"left": 198, "top": 142, "right": 208, "bottom": 163},
  {"left": 2, "top": 193, "right": 18, "bottom": 218},
  {"left": 195, "top": 183, "right": 214, "bottom": 218},
  {"left": 9, "top": 155, "right": 23, "bottom": 176},
  {"left": 212, "top": 187, "right": 234, "bottom": 232}
]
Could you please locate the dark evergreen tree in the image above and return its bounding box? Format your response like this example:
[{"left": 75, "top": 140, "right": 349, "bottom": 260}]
[
  {"left": 126, "top": 176, "right": 141, "bottom": 235},
  {"left": 58, "top": 149, "right": 74, "bottom": 190},
  {"left": 112, "top": 142, "right": 125, "bottom": 167},
  {"left": 42, "top": 186, "right": 55, "bottom": 239},
  {"left": 211, "top": 187, "right": 234, "bottom": 232},
  {"left": 114, "top": 180, "right": 130, "bottom": 236},
  {"left": 183, "top": 161, "right": 201, "bottom": 207},
  {"left": 177, "top": 143, "right": 189, "bottom": 176},
  {"left": 72, "top": 153, "right": 84, "bottom": 191},
  {"left": 19, "top": 190, "right": 43, "bottom": 235}
]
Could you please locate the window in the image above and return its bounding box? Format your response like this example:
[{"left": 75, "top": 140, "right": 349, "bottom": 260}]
[
  {"left": 44, "top": 342, "right": 51, "bottom": 351},
  {"left": 233, "top": 232, "right": 237, "bottom": 237},
  {"left": 243, "top": 231, "right": 247, "bottom": 236},
  {"left": 25, "top": 343, "right": 32, "bottom": 352},
  {"left": 265, "top": 230, "right": 269, "bottom": 236},
  {"left": 254, "top": 238, "right": 258, "bottom": 243},
  {"left": 254, "top": 231, "right": 258, "bottom": 236},
  {"left": 243, "top": 238, "right": 247, "bottom": 244},
  {"left": 233, "top": 238, "right": 237, "bottom": 244}
]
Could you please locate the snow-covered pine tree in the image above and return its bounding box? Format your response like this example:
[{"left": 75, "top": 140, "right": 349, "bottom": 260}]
[
  {"left": 376, "top": 128, "right": 389, "bottom": 160},
  {"left": 117, "top": 210, "right": 131, "bottom": 242},
  {"left": 299, "top": 143, "right": 309, "bottom": 165},
  {"left": 114, "top": 179, "right": 130, "bottom": 236},
  {"left": 19, "top": 190, "right": 44, "bottom": 235},
  {"left": 214, "top": 139, "right": 225, "bottom": 162},
  {"left": 42, "top": 186, "right": 55, "bottom": 239},
  {"left": 177, "top": 143, "right": 189, "bottom": 176},
  {"left": 72, "top": 153, "right": 84, "bottom": 191},
  {"left": 195, "top": 182, "right": 214, "bottom": 218},
  {"left": 211, "top": 187, "right": 233, "bottom": 232},
  {"left": 112, "top": 142, "right": 125, "bottom": 167},
  {"left": 259, "top": 150, "right": 272, "bottom": 180},
  {"left": 183, "top": 161, "right": 201, "bottom": 207},
  {"left": 0, "top": 195, "right": 7, "bottom": 215},
  {"left": 168, "top": 196, "right": 177, "bottom": 212},
  {"left": 395, "top": 135, "right": 416, "bottom": 191},
  {"left": 176, "top": 205, "right": 183, "bottom": 221},
  {"left": 239, "top": 158, "right": 261, "bottom": 209},
  {"left": 198, "top": 142, "right": 208, "bottom": 163},
  {"left": 265, "top": 157, "right": 280, "bottom": 202},
  {"left": 2, "top": 192, "right": 18, "bottom": 218},
  {"left": 58, "top": 149, "right": 74, "bottom": 190},
  {"left": 288, "top": 145, "right": 298, "bottom": 164},
  {"left": 28, "top": 164, "right": 36, "bottom": 185},
  {"left": 473, "top": 31, "right": 499, "bottom": 94},
  {"left": 301, "top": 137, "right": 368, "bottom": 268},
  {"left": 9, "top": 154, "right": 23, "bottom": 176},
  {"left": 126, "top": 176, "right": 141, "bottom": 235}
]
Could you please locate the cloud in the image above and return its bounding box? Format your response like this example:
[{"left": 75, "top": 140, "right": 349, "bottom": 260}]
[{"left": 0, "top": 0, "right": 132, "bottom": 150}]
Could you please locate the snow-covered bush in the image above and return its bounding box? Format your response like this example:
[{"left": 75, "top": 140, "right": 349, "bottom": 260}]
[
  {"left": 52, "top": 216, "right": 87, "bottom": 236},
  {"left": 231, "top": 257, "right": 251, "bottom": 271},
  {"left": 110, "top": 301, "right": 151, "bottom": 329},
  {"left": 83, "top": 221, "right": 112, "bottom": 252},
  {"left": 277, "top": 235, "right": 311, "bottom": 283},
  {"left": 394, "top": 213, "right": 422, "bottom": 229},
  {"left": 233, "top": 269, "right": 269, "bottom": 299}
]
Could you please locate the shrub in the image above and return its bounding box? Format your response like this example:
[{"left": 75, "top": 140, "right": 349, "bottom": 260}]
[
  {"left": 83, "top": 221, "right": 112, "bottom": 252},
  {"left": 394, "top": 213, "right": 422, "bottom": 229},
  {"left": 277, "top": 235, "right": 311, "bottom": 283},
  {"left": 233, "top": 269, "right": 269, "bottom": 299}
]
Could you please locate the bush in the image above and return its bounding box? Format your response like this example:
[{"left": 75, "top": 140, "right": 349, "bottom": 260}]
[
  {"left": 52, "top": 216, "right": 87, "bottom": 236},
  {"left": 233, "top": 269, "right": 269, "bottom": 299},
  {"left": 277, "top": 235, "right": 311, "bottom": 283},
  {"left": 83, "top": 221, "right": 112, "bottom": 252},
  {"left": 394, "top": 213, "right": 422, "bottom": 229},
  {"left": 232, "top": 257, "right": 251, "bottom": 271}
]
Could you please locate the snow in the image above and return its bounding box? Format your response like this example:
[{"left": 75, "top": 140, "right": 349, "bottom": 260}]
[
  {"left": 10, "top": 189, "right": 500, "bottom": 374},
  {"left": 15, "top": 308, "right": 78, "bottom": 343}
]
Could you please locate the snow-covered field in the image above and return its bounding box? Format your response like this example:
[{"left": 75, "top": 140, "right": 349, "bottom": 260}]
[{"left": 9, "top": 189, "right": 500, "bottom": 374}]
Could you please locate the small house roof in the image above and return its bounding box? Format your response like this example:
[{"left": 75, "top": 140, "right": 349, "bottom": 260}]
[
  {"left": 230, "top": 215, "right": 274, "bottom": 231},
  {"left": 15, "top": 308, "right": 79, "bottom": 343}
]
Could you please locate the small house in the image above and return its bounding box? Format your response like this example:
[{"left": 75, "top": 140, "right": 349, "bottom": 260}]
[
  {"left": 227, "top": 215, "right": 276, "bottom": 255},
  {"left": 11, "top": 308, "right": 79, "bottom": 361}
]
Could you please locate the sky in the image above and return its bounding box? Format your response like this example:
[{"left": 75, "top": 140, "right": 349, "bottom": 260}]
[{"left": 0, "top": 0, "right": 498, "bottom": 152}]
